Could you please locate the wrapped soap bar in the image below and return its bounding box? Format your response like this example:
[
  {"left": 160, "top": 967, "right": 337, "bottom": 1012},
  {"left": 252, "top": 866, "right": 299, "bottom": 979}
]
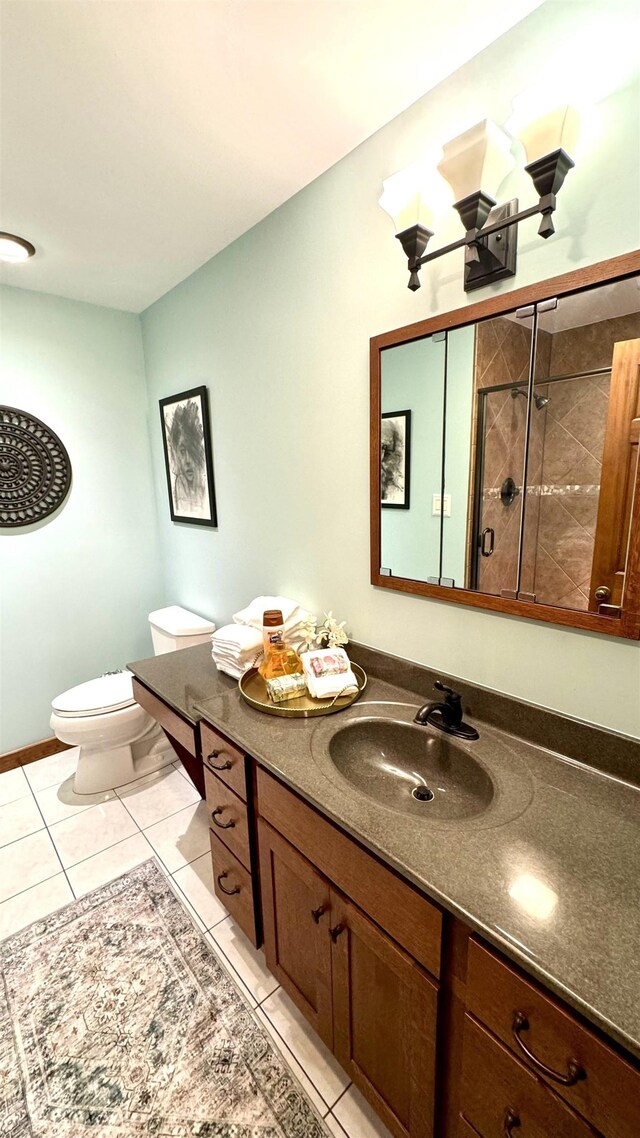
[{"left": 266, "top": 672, "right": 308, "bottom": 703}]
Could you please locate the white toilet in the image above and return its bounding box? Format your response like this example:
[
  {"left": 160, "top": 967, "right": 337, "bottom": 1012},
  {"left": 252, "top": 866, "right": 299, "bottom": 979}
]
[{"left": 50, "top": 606, "right": 215, "bottom": 795}]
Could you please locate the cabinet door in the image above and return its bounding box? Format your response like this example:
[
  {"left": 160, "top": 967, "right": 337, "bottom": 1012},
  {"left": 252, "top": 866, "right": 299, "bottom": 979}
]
[
  {"left": 330, "top": 891, "right": 439, "bottom": 1138},
  {"left": 258, "top": 820, "right": 333, "bottom": 1047}
]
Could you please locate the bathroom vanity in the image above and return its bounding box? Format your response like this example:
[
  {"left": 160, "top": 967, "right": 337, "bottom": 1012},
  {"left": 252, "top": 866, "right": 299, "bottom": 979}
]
[{"left": 128, "top": 641, "right": 640, "bottom": 1138}]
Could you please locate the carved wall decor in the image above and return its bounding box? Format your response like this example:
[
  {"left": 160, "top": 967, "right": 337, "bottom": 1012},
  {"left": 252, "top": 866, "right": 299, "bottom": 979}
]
[{"left": 0, "top": 405, "right": 72, "bottom": 528}]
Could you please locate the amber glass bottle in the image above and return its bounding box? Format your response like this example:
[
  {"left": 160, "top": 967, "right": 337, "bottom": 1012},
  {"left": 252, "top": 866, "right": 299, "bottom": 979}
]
[{"left": 259, "top": 609, "right": 304, "bottom": 680}]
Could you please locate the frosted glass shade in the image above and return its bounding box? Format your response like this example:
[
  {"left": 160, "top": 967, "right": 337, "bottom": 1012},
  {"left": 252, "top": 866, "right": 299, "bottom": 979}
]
[
  {"left": 437, "top": 120, "right": 515, "bottom": 202},
  {"left": 379, "top": 164, "right": 436, "bottom": 234},
  {"left": 519, "top": 105, "right": 580, "bottom": 163}
]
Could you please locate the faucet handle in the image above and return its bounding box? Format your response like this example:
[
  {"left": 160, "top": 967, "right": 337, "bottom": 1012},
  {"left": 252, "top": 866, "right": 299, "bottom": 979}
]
[{"left": 434, "top": 680, "right": 460, "bottom": 702}]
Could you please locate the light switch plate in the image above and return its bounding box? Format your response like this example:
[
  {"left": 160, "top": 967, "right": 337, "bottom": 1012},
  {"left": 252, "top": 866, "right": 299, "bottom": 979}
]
[{"left": 432, "top": 494, "right": 451, "bottom": 517}]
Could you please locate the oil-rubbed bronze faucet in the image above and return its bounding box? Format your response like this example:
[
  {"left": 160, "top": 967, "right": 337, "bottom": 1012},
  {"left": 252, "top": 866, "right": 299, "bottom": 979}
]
[{"left": 414, "top": 681, "right": 479, "bottom": 740}]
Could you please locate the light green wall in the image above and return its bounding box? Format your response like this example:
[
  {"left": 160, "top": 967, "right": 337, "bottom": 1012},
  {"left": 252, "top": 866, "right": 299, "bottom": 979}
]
[
  {"left": 381, "top": 337, "right": 445, "bottom": 582},
  {"left": 136, "top": 2, "right": 638, "bottom": 739},
  {"left": 443, "top": 326, "right": 476, "bottom": 586},
  {"left": 0, "top": 287, "right": 164, "bottom": 750}
]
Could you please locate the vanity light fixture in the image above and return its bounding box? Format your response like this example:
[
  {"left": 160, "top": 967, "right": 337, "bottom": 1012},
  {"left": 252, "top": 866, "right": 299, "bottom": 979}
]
[
  {"left": 0, "top": 232, "right": 36, "bottom": 263},
  {"left": 380, "top": 108, "right": 579, "bottom": 293}
]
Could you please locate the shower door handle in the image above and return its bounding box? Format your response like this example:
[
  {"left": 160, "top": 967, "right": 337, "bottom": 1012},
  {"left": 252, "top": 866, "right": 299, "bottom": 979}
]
[{"left": 480, "top": 527, "right": 495, "bottom": 557}]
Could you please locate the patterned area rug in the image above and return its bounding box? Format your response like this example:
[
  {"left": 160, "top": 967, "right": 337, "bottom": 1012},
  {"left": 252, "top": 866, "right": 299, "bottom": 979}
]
[{"left": 0, "top": 859, "right": 330, "bottom": 1137}]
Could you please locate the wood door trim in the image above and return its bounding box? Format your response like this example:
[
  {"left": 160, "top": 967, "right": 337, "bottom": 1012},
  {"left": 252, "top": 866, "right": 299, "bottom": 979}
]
[
  {"left": 590, "top": 339, "right": 640, "bottom": 610},
  {"left": 370, "top": 251, "right": 640, "bottom": 639}
]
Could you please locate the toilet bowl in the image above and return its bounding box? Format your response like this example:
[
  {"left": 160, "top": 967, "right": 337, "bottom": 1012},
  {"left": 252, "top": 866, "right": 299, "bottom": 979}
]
[{"left": 50, "top": 606, "right": 215, "bottom": 795}]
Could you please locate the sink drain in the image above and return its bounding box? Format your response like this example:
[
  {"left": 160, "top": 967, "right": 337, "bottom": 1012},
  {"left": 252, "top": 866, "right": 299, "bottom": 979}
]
[{"left": 412, "top": 785, "right": 434, "bottom": 802}]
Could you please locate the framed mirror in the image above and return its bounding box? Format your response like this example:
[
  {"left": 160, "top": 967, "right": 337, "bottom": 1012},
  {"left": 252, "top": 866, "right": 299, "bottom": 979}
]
[{"left": 370, "top": 252, "right": 640, "bottom": 638}]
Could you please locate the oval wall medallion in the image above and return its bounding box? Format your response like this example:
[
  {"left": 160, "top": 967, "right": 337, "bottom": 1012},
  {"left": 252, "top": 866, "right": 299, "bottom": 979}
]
[{"left": 0, "top": 406, "right": 72, "bottom": 528}]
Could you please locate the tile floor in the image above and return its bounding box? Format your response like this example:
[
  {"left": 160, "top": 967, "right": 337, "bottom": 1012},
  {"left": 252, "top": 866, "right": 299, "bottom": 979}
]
[{"left": 0, "top": 748, "right": 392, "bottom": 1138}]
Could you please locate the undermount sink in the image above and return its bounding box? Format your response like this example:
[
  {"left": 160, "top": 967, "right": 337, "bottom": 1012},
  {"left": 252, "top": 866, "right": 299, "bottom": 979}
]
[{"left": 327, "top": 718, "right": 494, "bottom": 820}]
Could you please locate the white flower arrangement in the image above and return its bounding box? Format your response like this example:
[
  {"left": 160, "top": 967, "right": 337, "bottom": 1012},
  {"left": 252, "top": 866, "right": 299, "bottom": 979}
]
[
  {"left": 318, "top": 611, "right": 349, "bottom": 648},
  {"left": 297, "top": 611, "right": 349, "bottom": 651}
]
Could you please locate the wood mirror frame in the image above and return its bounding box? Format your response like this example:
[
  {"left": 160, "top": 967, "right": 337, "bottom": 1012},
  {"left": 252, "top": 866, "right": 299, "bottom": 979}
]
[{"left": 370, "top": 251, "right": 640, "bottom": 639}]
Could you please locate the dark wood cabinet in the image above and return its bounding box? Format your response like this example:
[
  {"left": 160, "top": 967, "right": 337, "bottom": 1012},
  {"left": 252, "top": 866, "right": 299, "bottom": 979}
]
[
  {"left": 257, "top": 807, "right": 440, "bottom": 1138},
  {"left": 258, "top": 820, "right": 333, "bottom": 1048},
  {"left": 331, "top": 892, "right": 438, "bottom": 1138}
]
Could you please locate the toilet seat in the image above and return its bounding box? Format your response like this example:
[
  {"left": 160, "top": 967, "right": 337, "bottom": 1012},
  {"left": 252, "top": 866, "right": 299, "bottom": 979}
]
[{"left": 52, "top": 671, "right": 135, "bottom": 718}]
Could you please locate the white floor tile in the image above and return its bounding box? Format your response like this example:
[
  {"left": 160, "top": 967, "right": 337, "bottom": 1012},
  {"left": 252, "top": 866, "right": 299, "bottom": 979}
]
[
  {"left": 0, "top": 766, "right": 30, "bottom": 807},
  {"left": 210, "top": 916, "right": 279, "bottom": 1005},
  {"left": 254, "top": 1007, "right": 328, "bottom": 1118},
  {"left": 66, "top": 833, "right": 156, "bottom": 896},
  {"left": 333, "top": 1087, "right": 394, "bottom": 1138},
  {"left": 0, "top": 873, "right": 73, "bottom": 940},
  {"left": 172, "top": 760, "right": 191, "bottom": 782},
  {"left": 35, "top": 777, "right": 116, "bottom": 826},
  {"left": 49, "top": 798, "right": 139, "bottom": 868},
  {"left": 116, "top": 766, "right": 200, "bottom": 828},
  {"left": 262, "top": 987, "right": 350, "bottom": 1109},
  {"left": 0, "top": 830, "right": 62, "bottom": 904},
  {"left": 204, "top": 930, "right": 257, "bottom": 1006},
  {"left": 24, "top": 747, "right": 79, "bottom": 792},
  {"left": 172, "top": 852, "right": 228, "bottom": 929},
  {"left": 324, "top": 1114, "right": 349, "bottom": 1137},
  {"left": 0, "top": 794, "right": 44, "bottom": 847},
  {"left": 143, "top": 800, "right": 210, "bottom": 872}
]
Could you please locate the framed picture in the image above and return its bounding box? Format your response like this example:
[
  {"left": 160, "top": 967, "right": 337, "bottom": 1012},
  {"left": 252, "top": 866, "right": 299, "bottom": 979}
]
[
  {"left": 381, "top": 409, "right": 411, "bottom": 509},
  {"left": 159, "top": 386, "right": 217, "bottom": 526}
]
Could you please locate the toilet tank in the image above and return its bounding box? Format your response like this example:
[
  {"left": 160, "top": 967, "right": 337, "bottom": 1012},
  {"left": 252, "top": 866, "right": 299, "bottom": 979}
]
[{"left": 148, "top": 606, "right": 215, "bottom": 655}]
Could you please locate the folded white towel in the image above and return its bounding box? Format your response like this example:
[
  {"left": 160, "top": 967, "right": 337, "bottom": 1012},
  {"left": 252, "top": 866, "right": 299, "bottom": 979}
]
[
  {"left": 306, "top": 673, "right": 359, "bottom": 700},
  {"left": 233, "top": 596, "right": 311, "bottom": 632},
  {"left": 301, "top": 648, "right": 358, "bottom": 700},
  {"left": 211, "top": 624, "right": 263, "bottom": 677}
]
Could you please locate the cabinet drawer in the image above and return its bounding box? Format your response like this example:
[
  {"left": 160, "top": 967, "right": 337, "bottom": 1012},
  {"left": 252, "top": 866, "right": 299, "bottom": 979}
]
[
  {"left": 209, "top": 830, "right": 258, "bottom": 947},
  {"left": 466, "top": 939, "right": 640, "bottom": 1138},
  {"left": 461, "top": 1016, "right": 600, "bottom": 1138},
  {"left": 201, "top": 721, "right": 248, "bottom": 801},
  {"left": 256, "top": 765, "right": 441, "bottom": 977},
  {"left": 132, "top": 677, "right": 196, "bottom": 756},
  {"left": 204, "top": 768, "right": 251, "bottom": 871}
]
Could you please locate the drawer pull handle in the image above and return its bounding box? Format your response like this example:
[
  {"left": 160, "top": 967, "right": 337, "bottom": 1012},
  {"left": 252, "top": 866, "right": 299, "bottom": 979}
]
[
  {"left": 504, "top": 1110, "right": 520, "bottom": 1136},
  {"left": 311, "top": 905, "right": 327, "bottom": 924},
  {"left": 217, "top": 871, "right": 240, "bottom": 896},
  {"left": 208, "top": 750, "right": 232, "bottom": 771},
  {"left": 211, "top": 807, "right": 236, "bottom": 830},
  {"left": 512, "top": 1012, "right": 584, "bottom": 1086},
  {"left": 329, "top": 924, "right": 345, "bottom": 943}
]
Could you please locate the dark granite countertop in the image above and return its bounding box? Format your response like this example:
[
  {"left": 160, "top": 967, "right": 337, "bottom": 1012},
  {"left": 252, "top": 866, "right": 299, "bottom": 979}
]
[{"left": 128, "top": 642, "right": 640, "bottom": 1060}]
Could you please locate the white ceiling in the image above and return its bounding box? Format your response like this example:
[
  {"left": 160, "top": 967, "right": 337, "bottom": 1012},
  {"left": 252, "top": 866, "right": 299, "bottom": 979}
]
[{"left": 0, "top": 0, "right": 543, "bottom": 312}]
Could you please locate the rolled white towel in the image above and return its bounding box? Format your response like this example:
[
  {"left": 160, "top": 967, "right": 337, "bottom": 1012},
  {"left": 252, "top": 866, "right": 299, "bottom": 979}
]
[{"left": 233, "top": 596, "right": 311, "bottom": 632}]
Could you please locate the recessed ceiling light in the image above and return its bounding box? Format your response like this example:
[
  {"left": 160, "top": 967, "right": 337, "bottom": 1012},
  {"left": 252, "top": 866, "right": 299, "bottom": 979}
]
[{"left": 0, "top": 232, "right": 36, "bottom": 263}]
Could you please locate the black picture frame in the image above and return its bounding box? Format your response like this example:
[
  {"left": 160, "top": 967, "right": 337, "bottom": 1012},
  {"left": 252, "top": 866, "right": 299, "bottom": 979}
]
[
  {"left": 159, "top": 385, "right": 217, "bottom": 527},
  {"left": 381, "top": 409, "right": 411, "bottom": 509}
]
